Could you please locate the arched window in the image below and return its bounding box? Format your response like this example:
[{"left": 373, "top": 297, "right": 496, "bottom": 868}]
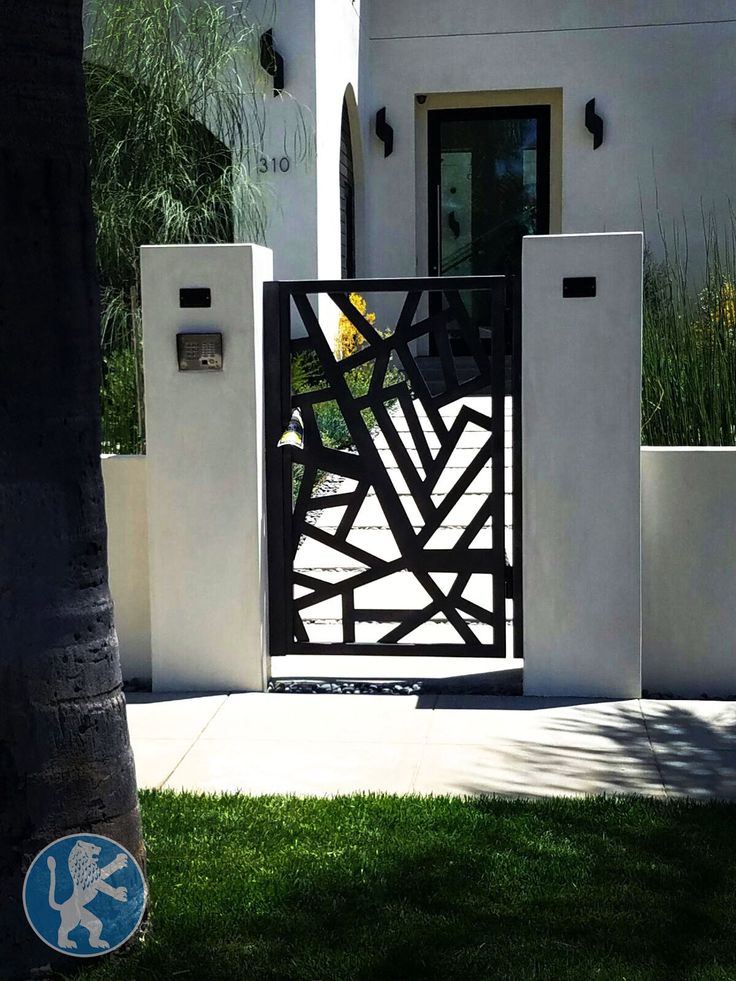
[{"left": 339, "top": 101, "right": 356, "bottom": 279}]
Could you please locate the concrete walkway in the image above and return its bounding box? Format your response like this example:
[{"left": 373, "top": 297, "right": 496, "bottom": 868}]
[{"left": 126, "top": 693, "right": 736, "bottom": 800}]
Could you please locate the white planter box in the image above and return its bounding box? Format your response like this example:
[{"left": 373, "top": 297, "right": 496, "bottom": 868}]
[{"left": 642, "top": 447, "right": 736, "bottom": 697}]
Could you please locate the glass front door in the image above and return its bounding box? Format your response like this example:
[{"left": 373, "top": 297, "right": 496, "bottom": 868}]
[{"left": 428, "top": 106, "right": 550, "bottom": 351}]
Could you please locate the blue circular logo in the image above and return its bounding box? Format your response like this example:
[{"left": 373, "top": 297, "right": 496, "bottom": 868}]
[{"left": 22, "top": 834, "right": 146, "bottom": 957}]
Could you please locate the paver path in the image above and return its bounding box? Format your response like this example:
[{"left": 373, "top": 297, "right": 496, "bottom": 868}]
[{"left": 293, "top": 394, "right": 515, "bottom": 650}]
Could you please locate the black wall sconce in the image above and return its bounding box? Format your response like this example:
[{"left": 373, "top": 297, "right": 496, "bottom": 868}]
[
  {"left": 260, "top": 29, "right": 284, "bottom": 96},
  {"left": 375, "top": 107, "right": 394, "bottom": 157},
  {"left": 585, "top": 98, "right": 604, "bottom": 149}
]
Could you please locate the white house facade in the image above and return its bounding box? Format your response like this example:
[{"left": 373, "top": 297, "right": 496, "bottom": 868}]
[{"left": 260, "top": 0, "right": 736, "bottom": 282}]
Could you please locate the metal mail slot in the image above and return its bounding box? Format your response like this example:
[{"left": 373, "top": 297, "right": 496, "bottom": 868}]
[
  {"left": 179, "top": 287, "right": 211, "bottom": 308},
  {"left": 563, "top": 276, "right": 597, "bottom": 298},
  {"left": 177, "top": 332, "right": 223, "bottom": 371}
]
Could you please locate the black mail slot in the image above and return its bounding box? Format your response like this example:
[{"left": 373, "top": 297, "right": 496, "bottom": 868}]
[
  {"left": 563, "top": 277, "right": 596, "bottom": 298},
  {"left": 179, "top": 287, "right": 211, "bottom": 308}
]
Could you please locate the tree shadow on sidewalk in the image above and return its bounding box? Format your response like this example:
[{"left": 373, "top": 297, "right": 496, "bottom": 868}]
[{"left": 442, "top": 698, "right": 736, "bottom": 799}]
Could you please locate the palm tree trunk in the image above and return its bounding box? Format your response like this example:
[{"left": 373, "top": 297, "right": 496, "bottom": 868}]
[{"left": 0, "top": 2, "right": 144, "bottom": 975}]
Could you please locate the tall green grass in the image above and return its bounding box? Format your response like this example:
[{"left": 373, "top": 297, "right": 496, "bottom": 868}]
[{"left": 642, "top": 211, "right": 736, "bottom": 446}]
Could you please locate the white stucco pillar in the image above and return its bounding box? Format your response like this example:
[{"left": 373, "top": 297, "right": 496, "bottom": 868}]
[
  {"left": 140, "top": 244, "right": 272, "bottom": 692},
  {"left": 521, "top": 232, "right": 643, "bottom": 697}
]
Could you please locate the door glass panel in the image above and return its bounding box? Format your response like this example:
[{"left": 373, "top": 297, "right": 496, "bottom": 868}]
[
  {"left": 440, "top": 150, "right": 473, "bottom": 276},
  {"left": 438, "top": 115, "right": 540, "bottom": 278},
  {"left": 431, "top": 109, "right": 548, "bottom": 353}
]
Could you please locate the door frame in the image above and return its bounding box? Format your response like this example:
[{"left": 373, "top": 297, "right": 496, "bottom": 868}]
[{"left": 427, "top": 104, "right": 552, "bottom": 278}]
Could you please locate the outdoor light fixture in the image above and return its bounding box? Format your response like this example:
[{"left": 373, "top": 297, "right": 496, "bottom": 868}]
[
  {"left": 585, "top": 98, "right": 604, "bottom": 149},
  {"left": 259, "top": 29, "right": 284, "bottom": 96},
  {"left": 277, "top": 408, "right": 305, "bottom": 450},
  {"left": 375, "top": 107, "right": 394, "bottom": 157}
]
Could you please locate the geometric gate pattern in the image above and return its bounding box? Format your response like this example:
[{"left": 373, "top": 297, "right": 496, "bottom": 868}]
[{"left": 264, "top": 276, "right": 520, "bottom": 659}]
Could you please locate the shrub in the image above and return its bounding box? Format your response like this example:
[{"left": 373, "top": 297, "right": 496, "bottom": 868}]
[
  {"left": 642, "top": 211, "right": 736, "bottom": 446},
  {"left": 101, "top": 347, "right": 144, "bottom": 454},
  {"left": 86, "top": 0, "right": 309, "bottom": 453},
  {"left": 291, "top": 294, "right": 403, "bottom": 453}
]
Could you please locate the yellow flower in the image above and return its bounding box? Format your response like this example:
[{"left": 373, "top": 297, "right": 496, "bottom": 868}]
[
  {"left": 700, "top": 279, "right": 736, "bottom": 333},
  {"left": 334, "top": 292, "right": 376, "bottom": 360}
]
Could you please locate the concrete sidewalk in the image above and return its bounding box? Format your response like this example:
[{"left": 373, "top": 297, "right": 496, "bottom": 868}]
[{"left": 126, "top": 693, "right": 736, "bottom": 799}]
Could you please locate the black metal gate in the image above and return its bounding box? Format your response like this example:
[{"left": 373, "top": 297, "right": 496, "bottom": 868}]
[{"left": 264, "top": 276, "right": 521, "bottom": 659}]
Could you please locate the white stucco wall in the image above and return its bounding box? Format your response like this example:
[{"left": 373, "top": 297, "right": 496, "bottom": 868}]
[
  {"left": 257, "top": 0, "right": 361, "bottom": 289},
  {"left": 102, "top": 455, "right": 151, "bottom": 685},
  {"left": 104, "top": 444, "right": 736, "bottom": 697},
  {"left": 314, "top": 0, "right": 362, "bottom": 279},
  {"left": 257, "top": 0, "right": 319, "bottom": 281},
  {"left": 642, "top": 448, "right": 736, "bottom": 698},
  {"left": 358, "top": 1, "right": 736, "bottom": 278}
]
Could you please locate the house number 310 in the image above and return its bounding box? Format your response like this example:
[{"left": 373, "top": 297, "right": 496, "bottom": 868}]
[{"left": 258, "top": 156, "right": 291, "bottom": 173}]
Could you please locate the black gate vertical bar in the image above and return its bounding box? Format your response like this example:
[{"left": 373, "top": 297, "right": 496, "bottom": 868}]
[
  {"left": 490, "top": 286, "right": 507, "bottom": 658},
  {"left": 509, "top": 274, "right": 524, "bottom": 659},
  {"left": 278, "top": 287, "right": 298, "bottom": 652},
  {"left": 264, "top": 282, "right": 291, "bottom": 657}
]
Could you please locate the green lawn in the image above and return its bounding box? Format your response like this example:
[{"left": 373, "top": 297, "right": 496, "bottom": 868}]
[{"left": 73, "top": 791, "right": 736, "bottom": 981}]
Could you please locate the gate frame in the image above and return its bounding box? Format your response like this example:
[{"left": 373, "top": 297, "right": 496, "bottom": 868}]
[{"left": 263, "top": 276, "right": 522, "bottom": 660}]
